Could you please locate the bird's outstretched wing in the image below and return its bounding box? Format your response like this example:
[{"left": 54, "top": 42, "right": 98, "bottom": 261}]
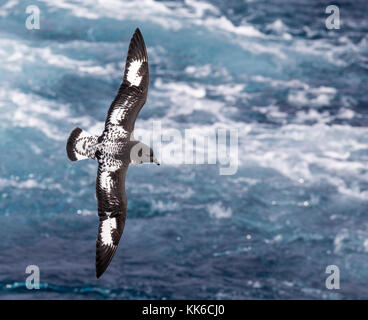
[
  {"left": 105, "top": 28, "right": 149, "bottom": 133},
  {"left": 95, "top": 164, "right": 128, "bottom": 278}
]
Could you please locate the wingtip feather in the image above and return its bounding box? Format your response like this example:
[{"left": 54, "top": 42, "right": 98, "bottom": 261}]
[
  {"left": 134, "top": 27, "right": 141, "bottom": 35},
  {"left": 127, "top": 27, "right": 147, "bottom": 62},
  {"left": 96, "top": 243, "right": 117, "bottom": 279}
]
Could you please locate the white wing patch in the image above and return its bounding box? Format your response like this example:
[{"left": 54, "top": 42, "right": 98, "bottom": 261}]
[
  {"left": 126, "top": 60, "right": 143, "bottom": 86},
  {"left": 100, "top": 218, "right": 117, "bottom": 246},
  {"left": 100, "top": 171, "right": 113, "bottom": 192},
  {"left": 109, "top": 106, "right": 128, "bottom": 125}
]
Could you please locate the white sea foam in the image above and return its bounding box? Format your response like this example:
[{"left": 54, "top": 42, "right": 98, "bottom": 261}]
[
  {"left": 0, "top": 0, "right": 18, "bottom": 17},
  {"left": 153, "top": 78, "right": 246, "bottom": 123},
  {"left": 251, "top": 76, "right": 309, "bottom": 90},
  {"left": 288, "top": 86, "right": 337, "bottom": 108},
  {"left": 334, "top": 229, "right": 349, "bottom": 253},
  {"left": 40, "top": 0, "right": 265, "bottom": 38},
  {"left": 208, "top": 84, "right": 246, "bottom": 102},
  {"left": 257, "top": 105, "right": 287, "bottom": 121},
  {"left": 155, "top": 78, "right": 206, "bottom": 99},
  {"left": 1, "top": 78, "right": 366, "bottom": 200},
  {"left": 139, "top": 73, "right": 368, "bottom": 199},
  {"left": 294, "top": 109, "right": 331, "bottom": 124},
  {"left": 336, "top": 108, "right": 355, "bottom": 120},
  {"left": 151, "top": 200, "right": 178, "bottom": 212},
  {"left": 0, "top": 177, "right": 63, "bottom": 192},
  {"left": 207, "top": 202, "right": 232, "bottom": 219},
  {"left": 0, "top": 88, "right": 94, "bottom": 141},
  {"left": 185, "top": 64, "right": 212, "bottom": 78},
  {"left": 241, "top": 123, "right": 368, "bottom": 199},
  {"left": 266, "top": 19, "right": 288, "bottom": 33},
  {"left": 292, "top": 37, "right": 362, "bottom": 67},
  {"left": 238, "top": 40, "right": 288, "bottom": 60},
  {"left": 0, "top": 39, "right": 118, "bottom": 76},
  {"left": 76, "top": 209, "right": 95, "bottom": 216}
]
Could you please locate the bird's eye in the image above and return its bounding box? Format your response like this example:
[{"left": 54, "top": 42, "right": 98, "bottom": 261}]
[{"left": 138, "top": 148, "right": 142, "bottom": 157}]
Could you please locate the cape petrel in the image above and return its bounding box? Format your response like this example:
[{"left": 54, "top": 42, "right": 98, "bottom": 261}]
[{"left": 66, "top": 28, "right": 159, "bottom": 278}]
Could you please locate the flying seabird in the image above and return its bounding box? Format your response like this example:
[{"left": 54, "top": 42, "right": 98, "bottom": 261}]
[{"left": 66, "top": 28, "right": 159, "bottom": 278}]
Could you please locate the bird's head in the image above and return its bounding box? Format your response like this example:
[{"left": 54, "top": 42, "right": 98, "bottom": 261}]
[{"left": 130, "top": 141, "right": 159, "bottom": 165}]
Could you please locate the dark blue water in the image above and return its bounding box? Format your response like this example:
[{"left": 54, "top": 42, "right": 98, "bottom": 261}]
[{"left": 0, "top": 0, "right": 367, "bottom": 299}]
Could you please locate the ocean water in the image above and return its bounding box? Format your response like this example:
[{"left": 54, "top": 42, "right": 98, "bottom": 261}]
[{"left": 0, "top": 0, "right": 367, "bottom": 299}]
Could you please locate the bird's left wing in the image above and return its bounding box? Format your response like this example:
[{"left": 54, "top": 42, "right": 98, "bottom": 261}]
[
  {"left": 105, "top": 28, "right": 149, "bottom": 133},
  {"left": 95, "top": 164, "right": 128, "bottom": 278}
]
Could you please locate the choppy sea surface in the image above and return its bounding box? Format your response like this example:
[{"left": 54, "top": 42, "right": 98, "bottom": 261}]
[{"left": 0, "top": 0, "right": 368, "bottom": 299}]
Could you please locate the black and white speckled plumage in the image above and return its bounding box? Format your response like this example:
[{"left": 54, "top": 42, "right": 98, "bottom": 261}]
[
  {"left": 66, "top": 28, "right": 156, "bottom": 278},
  {"left": 66, "top": 127, "right": 98, "bottom": 161}
]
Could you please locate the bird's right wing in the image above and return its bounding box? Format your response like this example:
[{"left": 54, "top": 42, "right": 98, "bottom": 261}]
[
  {"left": 95, "top": 164, "right": 128, "bottom": 278},
  {"left": 104, "top": 28, "right": 149, "bottom": 133}
]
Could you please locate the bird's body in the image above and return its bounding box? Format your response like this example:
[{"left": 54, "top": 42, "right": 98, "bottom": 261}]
[{"left": 66, "top": 29, "right": 158, "bottom": 278}]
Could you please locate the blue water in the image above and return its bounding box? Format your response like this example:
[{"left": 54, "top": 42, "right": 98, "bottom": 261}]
[{"left": 0, "top": 0, "right": 368, "bottom": 299}]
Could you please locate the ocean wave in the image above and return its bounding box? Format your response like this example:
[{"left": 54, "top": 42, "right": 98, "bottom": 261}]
[
  {"left": 207, "top": 202, "right": 232, "bottom": 219},
  {"left": 0, "top": 38, "right": 119, "bottom": 76},
  {"left": 0, "top": 0, "right": 17, "bottom": 18},
  {"left": 242, "top": 123, "right": 368, "bottom": 199},
  {"left": 40, "top": 0, "right": 265, "bottom": 37}
]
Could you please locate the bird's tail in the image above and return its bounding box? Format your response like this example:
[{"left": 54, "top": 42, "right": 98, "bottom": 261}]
[{"left": 66, "top": 127, "right": 98, "bottom": 161}]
